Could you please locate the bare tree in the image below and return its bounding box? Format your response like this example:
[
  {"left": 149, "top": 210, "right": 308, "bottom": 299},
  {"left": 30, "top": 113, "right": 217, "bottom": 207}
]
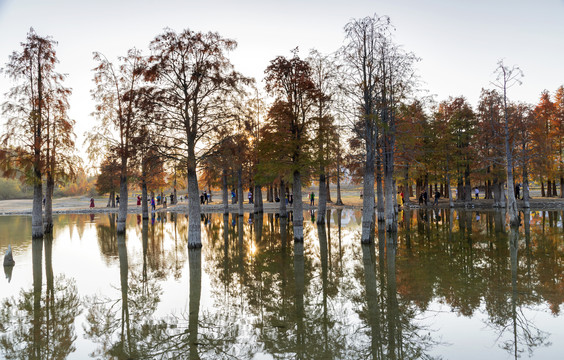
[
  {"left": 89, "top": 49, "right": 148, "bottom": 233},
  {"left": 341, "top": 15, "right": 418, "bottom": 238},
  {"left": 341, "top": 15, "right": 390, "bottom": 242},
  {"left": 493, "top": 60, "right": 524, "bottom": 227},
  {"left": 307, "top": 49, "right": 339, "bottom": 224}
]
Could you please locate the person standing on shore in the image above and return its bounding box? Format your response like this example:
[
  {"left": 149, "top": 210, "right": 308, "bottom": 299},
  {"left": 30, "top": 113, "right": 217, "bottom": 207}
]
[
  {"left": 310, "top": 192, "right": 315, "bottom": 206},
  {"left": 90, "top": 198, "right": 95, "bottom": 208},
  {"left": 433, "top": 191, "right": 441, "bottom": 206}
]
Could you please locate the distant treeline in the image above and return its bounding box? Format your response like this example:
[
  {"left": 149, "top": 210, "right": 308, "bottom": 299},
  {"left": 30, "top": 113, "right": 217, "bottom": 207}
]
[
  {"left": 0, "top": 177, "right": 33, "bottom": 200},
  {"left": 0, "top": 173, "right": 97, "bottom": 200}
]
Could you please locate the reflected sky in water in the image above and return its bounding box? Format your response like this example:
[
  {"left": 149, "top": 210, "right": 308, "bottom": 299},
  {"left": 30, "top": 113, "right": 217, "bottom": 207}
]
[{"left": 0, "top": 209, "right": 563, "bottom": 359}]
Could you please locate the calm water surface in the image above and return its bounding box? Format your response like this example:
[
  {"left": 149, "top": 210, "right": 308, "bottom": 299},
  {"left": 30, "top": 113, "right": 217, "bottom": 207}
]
[{"left": 0, "top": 209, "right": 563, "bottom": 359}]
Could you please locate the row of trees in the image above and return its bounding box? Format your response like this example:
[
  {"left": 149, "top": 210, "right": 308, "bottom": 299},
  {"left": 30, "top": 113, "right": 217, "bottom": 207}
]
[{"left": 2, "top": 16, "right": 563, "bottom": 242}]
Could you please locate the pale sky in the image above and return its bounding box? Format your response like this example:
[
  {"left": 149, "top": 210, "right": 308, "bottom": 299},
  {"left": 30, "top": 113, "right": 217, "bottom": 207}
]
[{"left": 1, "top": 0, "right": 563, "bottom": 163}]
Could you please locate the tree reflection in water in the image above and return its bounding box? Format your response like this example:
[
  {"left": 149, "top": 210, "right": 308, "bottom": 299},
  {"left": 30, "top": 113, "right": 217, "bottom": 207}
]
[
  {"left": 84, "top": 224, "right": 162, "bottom": 359},
  {"left": 487, "top": 225, "right": 550, "bottom": 359},
  {"left": 77, "top": 209, "right": 563, "bottom": 359},
  {"left": 0, "top": 234, "right": 81, "bottom": 359}
]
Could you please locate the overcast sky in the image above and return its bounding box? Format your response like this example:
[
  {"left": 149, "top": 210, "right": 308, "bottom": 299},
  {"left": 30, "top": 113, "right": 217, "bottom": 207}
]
[{"left": 1, "top": 0, "right": 563, "bottom": 161}]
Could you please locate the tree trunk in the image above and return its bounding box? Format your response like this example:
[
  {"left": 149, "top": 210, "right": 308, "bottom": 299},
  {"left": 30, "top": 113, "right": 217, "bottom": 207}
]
[
  {"left": 326, "top": 177, "right": 332, "bottom": 203},
  {"left": 560, "top": 177, "right": 564, "bottom": 198},
  {"left": 279, "top": 178, "right": 287, "bottom": 218},
  {"left": 376, "top": 149, "right": 385, "bottom": 222},
  {"left": 336, "top": 160, "right": 343, "bottom": 206},
  {"left": 384, "top": 137, "right": 397, "bottom": 233},
  {"left": 187, "top": 156, "right": 202, "bottom": 248},
  {"left": 447, "top": 174, "right": 453, "bottom": 208},
  {"left": 464, "top": 164, "right": 471, "bottom": 204},
  {"left": 142, "top": 179, "right": 148, "bottom": 220},
  {"left": 403, "top": 165, "right": 410, "bottom": 205},
  {"left": 254, "top": 183, "right": 263, "bottom": 213},
  {"left": 502, "top": 92, "right": 518, "bottom": 227},
  {"left": 44, "top": 174, "right": 54, "bottom": 233},
  {"left": 237, "top": 166, "right": 244, "bottom": 216},
  {"left": 173, "top": 176, "right": 177, "bottom": 205},
  {"left": 117, "top": 168, "right": 128, "bottom": 234},
  {"left": 523, "top": 164, "right": 530, "bottom": 209},
  {"left": 293, "top": 170, "right": 304, "bottom": 241},
  {"left": 552, "top": 180, "right": 558, "bottom": 196},
  {"left": 362, "top": 139, "right": 376, "bottom": 243},
  {"left": 32, "top": 179, "right": 44, "bottom": 239},
  {"left": 493, "top": 179, "right": 501, "bottom": 207},
  {"left": 107, "top": 191, "right": 113, "bottom": 208},
  {"left": 541, "top": 180, "right": 545, "bottom": 197},
  {"left": 318, "top": 170, "right": 327, "bottom": 224},
  {"left": 222, "top": 169, "right": 229, "bottom": 214}
]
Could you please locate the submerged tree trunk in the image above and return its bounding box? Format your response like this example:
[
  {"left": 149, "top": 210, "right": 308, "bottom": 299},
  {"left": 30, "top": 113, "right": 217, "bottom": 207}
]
[
  {"left": 522, "top": 155, "right": 530, "bottom": 209},
  {"left": 222, "top": 169, "right": 229, "bottom": 214},
  {"left": 237, "top": 166, "right": 244, "bottom": 216},
  {"left": 44, "top": 174, "right": 54, "bottom": 233},
  {"left": 117, "top": 160, "right": 128, "bottom": 234},
  {"left": 362, "top": 139, "right": 376, "bottom": 244},
  {"left": 318, "top": 170, "right": 327, "bottom": 224},
  {"left": 279, "top": 178, "right": 287, "bottom": 218},
  {"left": 293, "top": 170, "right": 304, "bottom": 241},
  {"left": 32, "top": 181, "right": 43, "bottom": 239},
  {"left": 336, "top": 151, "right": 343, "bottom": 206},
  {"left": 464, "top": 164, "right": 472, "bottom": 204},
  {"left": 142, "top": 178, "right": 148, "bottom": 220},
  {"left": 403, "top": 165, "right": 410, "bottom": 206},
  {"left": 254, "top": 183, "right": 263, "bottom": 213},
  {"left": 107, "top": 191, "right": 114, "bottom": 208},
  {"left": 187, "top": 156, "right": 202, "bottom": 248},
  {"left": 384, "top": 135, "right": 397, "bottom": 233},
  {"left": 503, "top": 91, "right": 519, "bottom": 226},
  {"left": 376, "top": 149, "right": 385, "bottom": 222},
  {"left": 493, "top": 178, "right": 502, "bottom": 208}
]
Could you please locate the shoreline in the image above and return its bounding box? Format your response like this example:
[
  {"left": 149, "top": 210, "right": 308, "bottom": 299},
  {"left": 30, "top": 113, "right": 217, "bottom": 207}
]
[{"left": 1, "top": 197, "right": 563, "bottom": 216}]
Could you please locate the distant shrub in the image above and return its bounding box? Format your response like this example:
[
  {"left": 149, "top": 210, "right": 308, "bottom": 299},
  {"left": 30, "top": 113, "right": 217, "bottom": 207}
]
[{"left": 0, "top": 177, "right": 32, "bottom": 200}]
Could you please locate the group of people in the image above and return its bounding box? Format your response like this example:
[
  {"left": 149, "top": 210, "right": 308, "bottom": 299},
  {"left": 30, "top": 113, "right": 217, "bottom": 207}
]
[
  {"left": 416, "top": 190, "right": 442, "bottom": 206},
  {"left": 89, "top": 190, "right": 324, "bottom": 209},
  {"left": 200, "top": 191, "right": 211, "bottom": 205}
]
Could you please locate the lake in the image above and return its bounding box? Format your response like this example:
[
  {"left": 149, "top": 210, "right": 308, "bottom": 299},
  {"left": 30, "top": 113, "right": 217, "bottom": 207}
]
[{"left": 1, "top": 209, "right": 563, "bottom": 359}]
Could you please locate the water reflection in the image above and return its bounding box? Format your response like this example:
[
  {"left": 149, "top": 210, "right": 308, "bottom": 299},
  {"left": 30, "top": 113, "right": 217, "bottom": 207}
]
[
  {"left": 0, "top": 210, "right": 563, "bottom": 359},
  {"left": 83, "top": 223, "right": 162, "bottom": 359},
  {"left": 0, "top": 235, "right": 81, "bottom": 359}
]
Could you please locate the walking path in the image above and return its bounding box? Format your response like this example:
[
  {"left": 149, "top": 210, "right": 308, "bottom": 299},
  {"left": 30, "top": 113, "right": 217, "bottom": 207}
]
[{"left": 0, "top": 195, "right": 563, "bottom": 216}]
